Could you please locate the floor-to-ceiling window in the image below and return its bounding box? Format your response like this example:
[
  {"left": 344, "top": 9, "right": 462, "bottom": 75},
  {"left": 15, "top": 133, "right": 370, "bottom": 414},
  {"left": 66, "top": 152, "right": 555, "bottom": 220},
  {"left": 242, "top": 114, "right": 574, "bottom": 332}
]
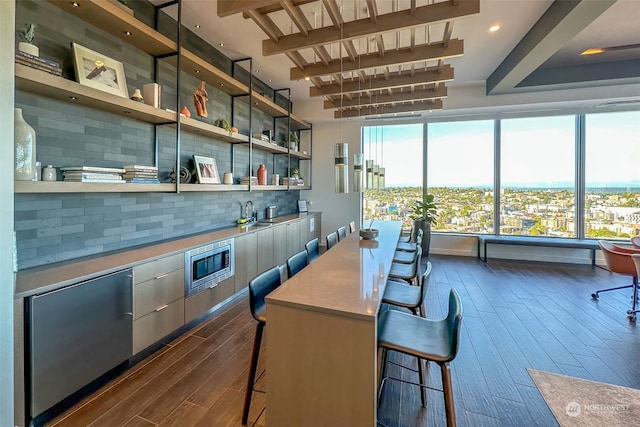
[
  {"left": 362, "top": 124, "right": 422, "bottom": 229},
  {"left": 427, "top": 120, "right": 494, "bottom": 233},
  {"left": 500, "top": 116, "right": 576, "bottom": 236},
  {"left": 584, "top": 111, "right": 640, "bottom": 239}
]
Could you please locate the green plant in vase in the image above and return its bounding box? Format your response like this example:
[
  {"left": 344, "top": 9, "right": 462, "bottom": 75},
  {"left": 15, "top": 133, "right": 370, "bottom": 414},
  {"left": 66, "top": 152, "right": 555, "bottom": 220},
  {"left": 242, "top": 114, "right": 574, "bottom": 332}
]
[{"left": 408, "top": 194, "right": 438, "bottom": 256}]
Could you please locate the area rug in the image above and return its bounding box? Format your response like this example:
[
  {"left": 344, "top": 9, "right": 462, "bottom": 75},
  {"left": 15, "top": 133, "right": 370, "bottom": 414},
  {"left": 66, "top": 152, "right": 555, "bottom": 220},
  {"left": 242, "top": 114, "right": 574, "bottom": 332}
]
[{"left": 528, "top": 369, "right": 640, "bottom": 427}]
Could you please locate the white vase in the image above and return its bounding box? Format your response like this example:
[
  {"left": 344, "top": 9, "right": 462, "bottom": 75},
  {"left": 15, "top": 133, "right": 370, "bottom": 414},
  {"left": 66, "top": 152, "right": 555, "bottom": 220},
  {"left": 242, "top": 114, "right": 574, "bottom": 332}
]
[{"left": 14, "top": 108, "right": 37, "bottom": 181}]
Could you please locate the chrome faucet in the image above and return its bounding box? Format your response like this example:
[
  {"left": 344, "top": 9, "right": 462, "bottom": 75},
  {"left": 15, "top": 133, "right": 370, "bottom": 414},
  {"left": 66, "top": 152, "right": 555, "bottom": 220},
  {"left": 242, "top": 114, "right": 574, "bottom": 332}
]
[{"left": 245, "top": 201, "right": 254, "bottom": 222}]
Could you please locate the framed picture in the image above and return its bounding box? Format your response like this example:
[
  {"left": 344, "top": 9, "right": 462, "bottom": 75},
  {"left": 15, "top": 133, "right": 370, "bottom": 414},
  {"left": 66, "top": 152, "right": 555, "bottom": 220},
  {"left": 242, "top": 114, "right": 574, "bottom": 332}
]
[
  {"left": 71, "top": 42, "right": 128, "bottom": 98},
  {"left": 193, "top": 155, "right": 220, "bottom": 184}
]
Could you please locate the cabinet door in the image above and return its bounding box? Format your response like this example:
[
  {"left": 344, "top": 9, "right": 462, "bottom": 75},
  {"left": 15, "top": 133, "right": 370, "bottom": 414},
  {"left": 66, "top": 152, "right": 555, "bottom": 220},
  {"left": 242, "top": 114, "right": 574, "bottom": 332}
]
[
  {"left": 286, "top": 221, "right": 301, "bottom": 259},
  {"left": 257, "top": 227, "right": 275, "bottom": 275},
  {"left": 184, "top": 276, "right": 234, "bottom": 324},
  {"left": 273, "top": 224, "right": 287, "bottom": 266},
  {"left": 234, "top": 233, "right": 257, "bottom": 293}
]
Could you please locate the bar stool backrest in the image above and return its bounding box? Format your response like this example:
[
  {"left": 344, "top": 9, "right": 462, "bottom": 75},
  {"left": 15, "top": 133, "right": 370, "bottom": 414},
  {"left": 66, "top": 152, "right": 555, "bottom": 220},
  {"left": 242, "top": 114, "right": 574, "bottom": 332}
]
[
  {"left": 287, "top": 250, "right": 309, "bottom": 278},
  {"left": 249, "top": 266, "right": 282, "bottom": 323},
  {"left": 445, "top": 289, "right": 464, "bottom": 362},
  {"left": 349, "top": 221, "right": 356, "bottom": 233},
  {"left": 337, "top": 226, "right": 347, "bottom": 241},
  {"left": 326, "top": 232, "right": 338, "bottom": 249},
  {"left": 305, "top": 238, "right": 320, "bottom": 262},
  {"left": 417, "top": 261, "right": 432, "bottom": 306}
]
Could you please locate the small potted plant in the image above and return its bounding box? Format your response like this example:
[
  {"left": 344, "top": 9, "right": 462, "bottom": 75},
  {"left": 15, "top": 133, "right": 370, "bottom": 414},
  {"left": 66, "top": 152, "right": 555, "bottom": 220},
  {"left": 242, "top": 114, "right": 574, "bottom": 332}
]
[
  {"left": 18, "top": 23, "right": 39, "bottom": 57},
  {"left": 409, "top": 194, "right": 438, "bottom": 256},
  {"left": 288, "top": 131, "right": 299, "bottom": 151}
]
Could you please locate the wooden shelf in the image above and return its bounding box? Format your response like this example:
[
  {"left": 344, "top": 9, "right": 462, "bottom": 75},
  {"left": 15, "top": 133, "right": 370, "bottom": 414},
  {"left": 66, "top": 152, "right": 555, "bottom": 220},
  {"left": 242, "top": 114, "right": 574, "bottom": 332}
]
[
  {"left": 249, "top": 138, "right": 289, "bottom": 155},
  {"left": 245, "top": 91, "right": 289, "bottom": 117},
  {"left": 15, "top": 181, "right": 176, "bottom": 193},
  {"left": 48, "top": 0, "right": 176, "bottom": 57},
  {"left": 251, "top": 185, "right": 287, "bottom": 191},
  {"left": 177, "top": 50, "right": 249, "bottom": 97},
  {"left": 16, "top": 65, "right": 176, "bottom": 124},
  {"left": 179, "top": 184, "right": 248, "bottom": 192},
  {"left": 290, "top": 113, "right": 311, "bottom": 130},
  {"left": 178, "top": 117, "right": 249, "bottom": 143},
  {"left": 290, "top": 151, "right": 311, "bottom": 160}
]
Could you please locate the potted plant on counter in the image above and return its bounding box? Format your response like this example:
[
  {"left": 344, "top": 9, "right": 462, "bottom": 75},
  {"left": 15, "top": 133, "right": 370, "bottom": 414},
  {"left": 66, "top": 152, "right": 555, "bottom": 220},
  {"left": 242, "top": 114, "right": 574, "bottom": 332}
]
[{"left": 409, "top": 194, "right": 438, "bottom": 256}]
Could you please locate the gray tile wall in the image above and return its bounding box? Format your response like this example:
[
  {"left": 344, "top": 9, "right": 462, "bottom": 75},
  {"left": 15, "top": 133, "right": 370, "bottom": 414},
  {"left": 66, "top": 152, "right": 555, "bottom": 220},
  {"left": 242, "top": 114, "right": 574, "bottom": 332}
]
[{"left": 15, "top": 0, "right": 304, "bottom": 269}]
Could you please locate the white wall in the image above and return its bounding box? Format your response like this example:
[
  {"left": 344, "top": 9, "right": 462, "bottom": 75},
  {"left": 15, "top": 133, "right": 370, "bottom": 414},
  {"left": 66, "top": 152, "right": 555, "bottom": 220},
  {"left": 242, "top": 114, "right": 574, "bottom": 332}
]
[
  {"left": 301, "top": 120, "right": 361, "bottom": 245},
  {"left": 1, "top": 1, "right": 15, "bottom": 425}
]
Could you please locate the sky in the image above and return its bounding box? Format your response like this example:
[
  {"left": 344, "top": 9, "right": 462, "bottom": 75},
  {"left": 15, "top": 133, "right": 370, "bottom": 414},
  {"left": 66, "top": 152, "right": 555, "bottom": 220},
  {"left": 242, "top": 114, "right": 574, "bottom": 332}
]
[{"left": 362, "top": 111, "right": 640, "bottom": 188}]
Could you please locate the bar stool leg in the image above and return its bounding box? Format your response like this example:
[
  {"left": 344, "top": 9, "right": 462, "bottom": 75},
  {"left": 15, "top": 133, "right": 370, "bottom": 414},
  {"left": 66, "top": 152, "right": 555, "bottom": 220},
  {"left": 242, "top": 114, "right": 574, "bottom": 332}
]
[
  {"left": 417, "top": 356, "right": 426, "bottom": 407},
  {"left": 440, "top": 362, "right": 457, "bottom": 427},
  {"left": 242, "top": 322, "right": 264, "bottom": 425}
]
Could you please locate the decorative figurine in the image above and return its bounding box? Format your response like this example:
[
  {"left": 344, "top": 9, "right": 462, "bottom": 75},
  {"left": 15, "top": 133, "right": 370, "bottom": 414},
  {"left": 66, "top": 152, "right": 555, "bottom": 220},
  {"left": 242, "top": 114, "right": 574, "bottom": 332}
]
[
  {"left": 18, "top": 23, "right": 39, "bottom": 57},
  {"left": 130, "top": 88, "right": 144, "bottom": 103},
  {"left": 180, "top": 106, "right": 191, "bottom": 118},
  {"left": 193, "top": 81, "right": 208, "bottom": 117}
]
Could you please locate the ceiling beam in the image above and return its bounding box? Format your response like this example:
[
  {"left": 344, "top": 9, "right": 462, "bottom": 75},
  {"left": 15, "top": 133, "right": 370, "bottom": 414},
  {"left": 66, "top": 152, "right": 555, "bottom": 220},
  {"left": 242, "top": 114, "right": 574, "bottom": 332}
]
[
  {"left": 365, "top": 0, "right": 378, "bottom": 23},
  {"left": 218, "top": 0, "right": 280, "bottom": 17},
  {"left": 292, "top": 39, "right": 463, "bottom": 79},
  {"left": 280, "top": 0, "right": 310, "bottom": 36},
  {"left": 310, "top": 65, "right": 454, "bottom": 96},
  {"left": 322, "top": 0, "right": 342, "bottom": 29},
  {"left": 324, "top": 85, "right": 447, "bottom": 109},
  {"left": 334, "top": 99, "right": 443, "bottom": 118},
  {"left": 486, "top": 0, "right": 616, "bottom": 94},
  {"left": 262, "top": 0, "right": 479, "bottom": 56}
]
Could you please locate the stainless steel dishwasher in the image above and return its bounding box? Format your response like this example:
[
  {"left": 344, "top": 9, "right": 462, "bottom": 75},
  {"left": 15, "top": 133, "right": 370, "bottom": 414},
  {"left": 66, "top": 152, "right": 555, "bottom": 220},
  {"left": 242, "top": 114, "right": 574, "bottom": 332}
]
[{"left": 28, "top": 269, "right": 133, "bottom": 418}]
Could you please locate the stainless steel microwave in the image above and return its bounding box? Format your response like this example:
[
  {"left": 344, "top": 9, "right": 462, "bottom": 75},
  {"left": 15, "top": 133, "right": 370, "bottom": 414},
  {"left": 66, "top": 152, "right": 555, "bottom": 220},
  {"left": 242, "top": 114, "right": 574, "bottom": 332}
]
[{"left": 185, "top": 238, "right": 235, "bottom": 298}]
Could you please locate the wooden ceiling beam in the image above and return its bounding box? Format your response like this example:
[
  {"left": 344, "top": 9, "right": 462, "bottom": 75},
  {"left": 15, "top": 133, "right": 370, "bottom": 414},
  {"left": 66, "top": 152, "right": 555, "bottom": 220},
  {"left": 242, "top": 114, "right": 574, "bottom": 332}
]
[
  {"left": 324, "top": 85, "right": 447, "bottom": 109},
  {"left": 263, "top": 0, "right": 478, "bottom": 56},
  {"left": 310, "top": 65, "right": 454, "bottom": 96},
  {"left": 334, "top": 99, "right": 443, "bottom": 118},
  {"left": 365, "top": 0, "right": 378, "bottom": 23},
  {"left": 218, "top": 0, "right": 280, "bottom": 17},
  {"left": 280, "top": 0, "right": 310, "bottom": 36},
  {"left": 322, "top": 0, "right": 343, "bottom": 29},
  {"left": 246, "top": 9, "right": 282, "bottom": 41},
  {"left": 375, "top": 34, "right": 385, "bottom": 58},
  {"left": 292, "top": 39, "right": 463, "bottom": 79}
]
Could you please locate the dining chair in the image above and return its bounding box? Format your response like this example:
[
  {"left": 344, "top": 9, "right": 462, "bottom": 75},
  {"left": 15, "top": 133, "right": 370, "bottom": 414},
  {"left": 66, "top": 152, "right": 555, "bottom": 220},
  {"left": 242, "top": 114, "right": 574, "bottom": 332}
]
[
  {"left": 388, "top": 246, "right": 422, "bottom": 285},
  {"left": 393, "top": 232, "right": 423, "bottom": 264},
  {"left": 396, "top": 228, "right": 424, "bottom": 252},
  {"left": 326, "top": 231, "right": 339, "bottom": 250},
  {"left": 377, "top": 288, "right": 463, "bottom": 427},
  {"left": 287, "top": 250, "right": 309, "bottom": 279},
  {"left": 349, "top": 221, "right": 356, "bottom": 234},
  {"left": 593, "top": 240, "right": 639, "bottom": 321},
  {"left": 337, "top": 226, "right": 348, "bottom": 241},
  {"left": 305, "top": 238, "right": 320, "bottom": 263},
  {"left": 243, "top": 266, "right": 282, "bottom": 424}
]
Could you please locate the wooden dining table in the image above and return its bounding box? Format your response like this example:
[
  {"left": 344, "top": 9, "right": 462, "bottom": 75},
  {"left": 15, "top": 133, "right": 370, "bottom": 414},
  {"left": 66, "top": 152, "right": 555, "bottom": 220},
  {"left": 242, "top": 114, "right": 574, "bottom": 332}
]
[{"left": 265, "top": 220, "right": 402, "bottom": 426}]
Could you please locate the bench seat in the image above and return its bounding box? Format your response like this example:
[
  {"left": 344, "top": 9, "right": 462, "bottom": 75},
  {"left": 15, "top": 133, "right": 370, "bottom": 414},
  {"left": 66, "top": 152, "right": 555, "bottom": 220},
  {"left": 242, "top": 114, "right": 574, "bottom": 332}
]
[{"left": 477, "top": 235, "right": 600, "bottom": 265}]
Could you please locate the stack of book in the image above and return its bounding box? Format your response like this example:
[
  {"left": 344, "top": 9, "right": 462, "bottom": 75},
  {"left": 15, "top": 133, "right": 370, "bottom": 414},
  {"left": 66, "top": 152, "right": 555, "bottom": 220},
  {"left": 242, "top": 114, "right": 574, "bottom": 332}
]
[
  {"left": 123, "top": 165, "right": 159, "bottom": 184},
  {"left": 241, "top": 176, "right": 259, "bottom": 186},
  {"left": 15, "top": 50, "right": 62, "bottom": 77},
  {"left": 61, "top": 166, "right": 125, "bottom": 183},
  {"left": 282, "top": 177, "right": 304, "bottom": 186}
]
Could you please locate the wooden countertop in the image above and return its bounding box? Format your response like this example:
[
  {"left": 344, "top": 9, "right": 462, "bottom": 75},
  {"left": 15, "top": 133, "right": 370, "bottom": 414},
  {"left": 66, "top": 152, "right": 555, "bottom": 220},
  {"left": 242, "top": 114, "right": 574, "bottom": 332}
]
[
  {"left": 15, "top": 213, "right": 319, "bottom": 299},
  {"left": 266, "top": 221, "right": 402, "bottom": 320}
]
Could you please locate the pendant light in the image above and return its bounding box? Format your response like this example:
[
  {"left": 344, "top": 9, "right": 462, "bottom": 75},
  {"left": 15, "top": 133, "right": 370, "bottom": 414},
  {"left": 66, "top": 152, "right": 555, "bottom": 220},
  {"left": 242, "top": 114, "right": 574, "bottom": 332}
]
[{"left": 334, "top": 22, "right": 349, "bottom": 193}]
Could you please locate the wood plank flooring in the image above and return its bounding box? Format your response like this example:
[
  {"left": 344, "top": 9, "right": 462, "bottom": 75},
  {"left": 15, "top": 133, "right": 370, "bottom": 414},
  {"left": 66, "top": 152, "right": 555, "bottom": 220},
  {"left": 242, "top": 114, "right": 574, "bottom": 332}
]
[{"left": 48, "top": 255, "right": 640, "bottom": 427}]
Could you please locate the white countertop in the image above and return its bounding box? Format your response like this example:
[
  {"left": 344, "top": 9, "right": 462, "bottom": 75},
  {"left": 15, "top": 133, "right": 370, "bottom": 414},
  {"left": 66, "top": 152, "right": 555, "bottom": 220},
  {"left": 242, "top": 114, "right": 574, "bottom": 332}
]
[
  {"left": 15, "top": 213, "right": 319, "bottom": 299},
  {"left": 266, "top": 221, "right": 402, "bottom": 320}
]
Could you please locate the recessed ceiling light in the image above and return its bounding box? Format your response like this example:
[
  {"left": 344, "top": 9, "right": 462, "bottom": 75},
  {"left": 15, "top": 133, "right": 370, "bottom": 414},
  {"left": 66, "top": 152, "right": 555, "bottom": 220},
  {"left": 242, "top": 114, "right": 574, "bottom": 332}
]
[
  {"left": 71, "top": 2, "right": 79, "bottom": 7},
  {"left": 219, "top": 42, "right": 224, "bottom": 47},
  {"left": 489, "top": 24, "right": 501, "bottom": 33},
  {"left": 69, "top": 96, "right": 78, "bottom": 100},
  {"left": 304, "top": 76, "right": 310, "bottom": 81},
  {"left": 195, "top": 69, "right": 200, "bottom": 73},
  {"left": 581, "top": 48, "right": 604, "bottom": 55},
  {"left": 255, "top": 69, "right": 260, "bottom": 73},
  {"left": 195, "top": 24, "right": 201, "bottom": 29},
  {"left": 124, "top": 31, "right": 132, "bottom": 36}
]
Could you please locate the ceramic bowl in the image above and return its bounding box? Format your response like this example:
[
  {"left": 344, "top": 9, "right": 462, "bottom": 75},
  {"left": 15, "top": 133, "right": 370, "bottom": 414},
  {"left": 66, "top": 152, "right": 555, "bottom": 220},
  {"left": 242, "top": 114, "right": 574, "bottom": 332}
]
[{"left": 359, "top": 228, "right": 379, "bottom": 240}]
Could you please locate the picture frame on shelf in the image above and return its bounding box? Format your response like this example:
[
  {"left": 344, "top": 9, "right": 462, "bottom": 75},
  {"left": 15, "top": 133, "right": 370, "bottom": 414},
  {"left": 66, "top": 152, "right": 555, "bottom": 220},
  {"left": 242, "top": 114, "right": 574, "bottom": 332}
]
[
  {"left": 193, "top": 155, "right": 220, "bottom": 184},
  {"left": 71, "top": 42, "right": 128, "bottom": 98}
]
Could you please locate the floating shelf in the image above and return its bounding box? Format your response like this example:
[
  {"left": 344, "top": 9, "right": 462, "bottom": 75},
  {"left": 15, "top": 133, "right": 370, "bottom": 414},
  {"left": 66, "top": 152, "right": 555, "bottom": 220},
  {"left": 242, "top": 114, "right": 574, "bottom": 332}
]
[
  {"left": 178, "top": 117, "right": 249, "bottom": 143},
  {"left": 249, "top": 138, "right": 290, "bottom": 155},
  {"left": 290, "top": 113, "right": 311, "bottom": 130},
  {"left": 15, "top": 181, "right": 176, "bottom": 194},
  {"left": 179, "top": 184, "right": 249, "bottom": 192},
  {"left": 16, "top": 65, "right": 177, "bottom": 124},
  {"left": 290, "top": 151, "right": 311, "bottom": 160}
]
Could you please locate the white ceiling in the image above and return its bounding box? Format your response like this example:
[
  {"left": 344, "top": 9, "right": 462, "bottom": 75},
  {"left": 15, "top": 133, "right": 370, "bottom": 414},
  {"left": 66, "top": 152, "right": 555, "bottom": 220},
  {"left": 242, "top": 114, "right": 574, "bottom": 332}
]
[{"left": 165, "top": 0, "right": 640, "bottom": 121}]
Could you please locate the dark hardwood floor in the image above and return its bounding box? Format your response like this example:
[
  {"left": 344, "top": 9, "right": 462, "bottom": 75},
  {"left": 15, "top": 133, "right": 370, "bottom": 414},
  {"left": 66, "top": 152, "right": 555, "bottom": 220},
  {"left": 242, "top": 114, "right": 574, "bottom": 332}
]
[{"left": 48, "top": 255, "right": 640, "bottom": 427}]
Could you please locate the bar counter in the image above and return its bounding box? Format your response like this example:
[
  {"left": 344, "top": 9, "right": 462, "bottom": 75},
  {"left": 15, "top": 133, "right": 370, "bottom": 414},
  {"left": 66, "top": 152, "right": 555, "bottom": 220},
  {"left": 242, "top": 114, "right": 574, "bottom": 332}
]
[{"left": 266, "top": 220, "right": 402, "bottom": 426}]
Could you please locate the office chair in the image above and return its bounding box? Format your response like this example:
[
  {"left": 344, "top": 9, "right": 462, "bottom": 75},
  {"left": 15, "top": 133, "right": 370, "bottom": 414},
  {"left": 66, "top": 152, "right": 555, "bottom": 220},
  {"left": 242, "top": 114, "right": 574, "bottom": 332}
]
[{"left": 593, "top": 241, "right": 639, "bottom": 321}]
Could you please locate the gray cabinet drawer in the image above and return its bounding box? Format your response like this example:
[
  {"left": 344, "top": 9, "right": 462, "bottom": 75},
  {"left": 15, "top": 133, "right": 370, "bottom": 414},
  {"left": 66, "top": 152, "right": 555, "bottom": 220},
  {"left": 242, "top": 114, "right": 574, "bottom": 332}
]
[
  {"left": 134, "top": 269, "right": 184, "bottom": 320},
  {"left": 132, "top": 298, "right": 184, "bottom": 355},
  {"left": 184, "top": 276, "right": 234, "bottom": 323},
  {"left": 133, "top": 253, "right": 183, "bottom": 285}
]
